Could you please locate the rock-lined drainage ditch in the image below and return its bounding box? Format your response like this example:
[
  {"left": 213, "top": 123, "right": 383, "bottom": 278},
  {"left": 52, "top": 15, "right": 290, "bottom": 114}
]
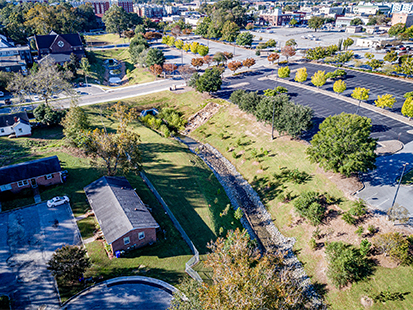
[{"left": 175, "top": 135, "right": 325, "bottom": 309}]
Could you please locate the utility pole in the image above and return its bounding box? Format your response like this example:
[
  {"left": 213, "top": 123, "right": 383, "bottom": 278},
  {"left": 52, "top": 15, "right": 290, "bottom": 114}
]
[{"left": 390, "top": 163, "right": 409, "bottom": 210}]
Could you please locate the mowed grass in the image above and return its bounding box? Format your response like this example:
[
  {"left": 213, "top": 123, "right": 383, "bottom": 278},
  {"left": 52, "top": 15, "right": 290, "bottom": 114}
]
[
  {"left": 85, "top": 33, "right": 129, "bottom": 46},
  {"left": 190, "top": 103, "right": 413, "bottom": 310}
]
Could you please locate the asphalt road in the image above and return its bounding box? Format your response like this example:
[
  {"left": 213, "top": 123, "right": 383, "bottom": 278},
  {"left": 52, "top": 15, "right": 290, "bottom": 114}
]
[
  {"left": 287, "top": 62, "right": 413, "bottom": 115},
  {"left": 0, "top": 202, "right": 81, "bottom": 309},
  {"left": 217, "top": 67, "right": 413, "bottom": 144}
]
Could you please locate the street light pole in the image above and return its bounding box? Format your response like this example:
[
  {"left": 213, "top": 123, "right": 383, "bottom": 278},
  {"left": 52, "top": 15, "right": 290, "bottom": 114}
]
[{"left": 390, "top": 163, "right": 409, "bottom": 209}]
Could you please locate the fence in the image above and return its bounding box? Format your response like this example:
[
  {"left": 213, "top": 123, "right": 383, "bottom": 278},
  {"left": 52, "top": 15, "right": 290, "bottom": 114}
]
[{"left": 139, "top": 171, "right": 202, "bottom": 282}]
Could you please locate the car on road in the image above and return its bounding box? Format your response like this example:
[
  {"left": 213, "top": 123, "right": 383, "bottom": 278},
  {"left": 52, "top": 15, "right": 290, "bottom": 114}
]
[{"left": 47, "top": 196, "right": 69, "bottom": 208}]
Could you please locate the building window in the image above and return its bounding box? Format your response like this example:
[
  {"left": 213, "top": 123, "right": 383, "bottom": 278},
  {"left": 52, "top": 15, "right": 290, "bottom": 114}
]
[
  {"left": 18, "top": 128, "right": 22, "bottom": 132},
  {"left": 124, "top": 236, "right": 130, "bottom": 245},
  {"left": 17, "top": 180, "right": 29, "bottom": 187},
  {"left": 138, "top": 232, "right": 145, "bottom": 240},
  {"left": 45, "top": 174, "right": 53, "bottom": 180},
  {"left": 0, "top": 129, "right": 4, "bottom": 133}
]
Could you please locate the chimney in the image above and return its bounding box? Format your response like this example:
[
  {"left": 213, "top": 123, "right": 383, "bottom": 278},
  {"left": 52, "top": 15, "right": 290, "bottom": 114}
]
[{"left": 14, "top": 117, "right": 18, "bottom": 123}]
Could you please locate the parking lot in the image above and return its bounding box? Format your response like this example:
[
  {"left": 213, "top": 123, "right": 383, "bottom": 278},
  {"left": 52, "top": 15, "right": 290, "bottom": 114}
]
[{"left": 0, "top": 202, "right": 81, "bottom": 309}]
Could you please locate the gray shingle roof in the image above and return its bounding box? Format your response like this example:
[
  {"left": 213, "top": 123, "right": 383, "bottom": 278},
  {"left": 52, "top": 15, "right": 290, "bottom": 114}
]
[
  {"left": 0, "top": 112, "right": 29, "bottom": 128},
  {"left": 0, "top": 155, "right": 62, "bottom": 185},
  {"left": 84, "top": 176, "right": 159, "bottom": 245}
]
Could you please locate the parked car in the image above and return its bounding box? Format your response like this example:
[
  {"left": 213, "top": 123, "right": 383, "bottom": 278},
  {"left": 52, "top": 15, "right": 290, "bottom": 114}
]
[
  {"left": 47, "top": 196, "right": 70, "bottom": 208},
  {"left": 4, "top": 98, "right": 11, "bottom": 105}
]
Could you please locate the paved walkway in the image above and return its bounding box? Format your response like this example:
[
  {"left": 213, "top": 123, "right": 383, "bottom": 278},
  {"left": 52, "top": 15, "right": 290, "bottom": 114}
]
[{"left": 358, "top": 141, "right": 413, "bottom": 215}]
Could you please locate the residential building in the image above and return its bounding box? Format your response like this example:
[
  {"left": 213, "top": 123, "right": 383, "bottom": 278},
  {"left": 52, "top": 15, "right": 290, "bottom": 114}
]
[
  {"left": 319, "top": 7, "right": 345, "bottom": 15},
  {"left": 34, "top": 31, "right": 85, "bottom": 64},
  {"left": 391, "top": 12, "right": 413, "bottom": 27},
  {"left": 391, "top": 3, "right": 413, "bottom": 14},
  {"left": 259, "top": 9, "right": 302, "bottom": 26},
  {"left": 356, "top": 36, "right": 394, "bottom": 48},
  {"left": 112, "top": 0, "right": 133, "bottom": 13},
  {"left": 346, "top": 25, "right": 363, "bottom": 33},
  {"left": 0, "top": 45, "right": 32, "bottom": 73},
  {"left": 0, "top": 156, "right": 64, "bottom": 193},
  {"left": 0, "top": 112, "right": 31, "bottom": 138},
  {"left": 134, "top": 4, "right": 166, "bottom": 18},
  {"left": 89, "top": 0, "right": 110, "bottom": 15},
  {"left": 84, "top": 176, "right": 160, "bottom": 254},
  {"left": 353, "top": 4, "right": 391, "bottom": 15}
]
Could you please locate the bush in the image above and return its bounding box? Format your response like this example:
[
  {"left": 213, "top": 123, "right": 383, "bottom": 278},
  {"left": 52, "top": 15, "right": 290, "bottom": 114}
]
[
  {"left": 349, "top": 200, "right": 366, "bottom": 217},
  {"left": 325, "top": 241, "right": 373, "bottom": 288},
  {"left": 355, "top": 226, "right": 364, "bottom": 237},
  {"left": 367, "top": 224, "right": 376, "bottom": 235},
  {"left": 372, "top": 232, "right": 412, "bottom": 265},
  {"left": 360, "top": 239, "right": 371, "bottom": 257},
  {"left": 34, "top": 103, "right": 66, "bottom": 126},
  {"left": 293, "top": 191, "right": 325, "bottom": 226},
  {"left": 309, "top": 238, "right": 317, "bottom": 250},
  {"left": 342, "top": 212, "right": 356, "bottom": 225}
]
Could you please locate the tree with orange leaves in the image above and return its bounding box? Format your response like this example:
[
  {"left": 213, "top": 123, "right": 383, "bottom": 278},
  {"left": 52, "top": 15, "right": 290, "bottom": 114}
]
[
  {"left": 267, "top": 53, "right": 280, "bottom": 64},
  {"left": 191, "top": 57, "right": 204, "bottom": 69},
  {"left": 228, "top": 60, "right": 243, "bottom": 73},
  {"left": 242, "top": 58, "right": 256, "bottom": 68}
]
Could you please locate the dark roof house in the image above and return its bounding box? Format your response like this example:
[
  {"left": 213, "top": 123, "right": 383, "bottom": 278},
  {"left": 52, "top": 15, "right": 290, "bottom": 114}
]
[
  {"left": 0, "top": 112, "right": 31, "bottom": 137},
  {"left": 84, "top": 176, "right": 159, "bottom": 253},
  {"left": 0, "top": 156, "right": 63, "bottom": 193},
  {"left": 34, "top": 31, "right": 85, "bottom": 63}
]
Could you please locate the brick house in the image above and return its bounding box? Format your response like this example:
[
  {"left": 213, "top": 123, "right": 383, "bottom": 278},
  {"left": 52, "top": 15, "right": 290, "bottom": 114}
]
[
  {"left": 0, "top": 156, "right": 64, "bottom": 193},
  {"left": 84, "top": 176, "right": 159, "bottom": 254},
  {"left": 34, "top": 31, "right": 85, "bottom": 64}
]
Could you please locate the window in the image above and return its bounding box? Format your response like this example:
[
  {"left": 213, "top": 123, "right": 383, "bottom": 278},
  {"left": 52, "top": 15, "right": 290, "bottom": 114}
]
[
  {"left": 0, "top": 129, "right": 4, "bottom": 133},
  {"left": 45, "top": 174, "right": 53, "bottom": 180},
  {"left": 18, "top": 128, "right": 22, "bottom": 132},
  {"left": 17, "top": 180, "right": 29, "bottom": 187},
  {"left": 138, "top": 232, "right": 145, "bottom": 240},
  {"left": 124, "top": 237, "right": 130, "bottom": 245}
]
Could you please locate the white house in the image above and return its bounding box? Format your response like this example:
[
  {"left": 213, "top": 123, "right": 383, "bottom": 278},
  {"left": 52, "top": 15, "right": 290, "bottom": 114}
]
[
  {"left": 0, "top": 112, "right": 31, "bottom": 138},
  {"left": 356, "top": 37, "right": 394, "bottom": 48}
]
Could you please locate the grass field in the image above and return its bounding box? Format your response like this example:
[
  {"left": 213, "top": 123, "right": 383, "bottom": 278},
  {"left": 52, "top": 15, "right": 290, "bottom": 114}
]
[
  {"left": 85, "top": 33, "right": 129, "bottom": 46},
  {"left": 190, "top": 103, "right": 413, "bottom": 310}
]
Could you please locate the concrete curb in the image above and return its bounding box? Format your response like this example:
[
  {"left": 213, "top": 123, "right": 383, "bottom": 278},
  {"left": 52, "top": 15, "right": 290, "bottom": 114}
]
[
  {"left": 61, "top": 276, "right": 177, "bottom": 308},
  {"left": 264, "top": 75, "right": 413, "bottom": 127}
]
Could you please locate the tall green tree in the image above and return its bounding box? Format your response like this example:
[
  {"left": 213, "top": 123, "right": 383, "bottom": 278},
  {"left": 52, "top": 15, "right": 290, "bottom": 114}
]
[
  {"left": 311, "top": 70, "right": 327, "bottom": 88},
  {"left": 47, "top": 245, "right": 91, "bottom": 285},
  {"left": 333, "top": 80, "right": 346, "bottom": 95},
  {"left": 236, "top": 32, "right": 253, "bottom": 46},
  {"left": 351, "top": 87, "right": 370, "bottom": 110},
  {"left": 388, "top": 23, "right": 406, "bottom": 37},
  {"left": 221, "top": 20, "right": 240, "bottom": 42},
  {"left": 342, "top": 38, "right": 354, "bottom": 50},
  {"left": 195, "top": 16, "right": 211, "bottom": 37},
  {"left": 79, "top": 57, "right": 90, "bottom": 85},
  {"left": 308, "top": 16, "right": 324, "bottom": 32},
  {"left": 193, "top": 67, "right": 222, "bottom": 93},
  {"left": 306, "top": 113, "right": 377, "bottom": 176},
  {"left": 61, "top": 102, "right": 90, "bottom": 147},
  {"left": 145, "top": 48, "right": 165, "bottom": 67},
  {"left": 102, "top": 5, "right": 130, "bottom": 37}
]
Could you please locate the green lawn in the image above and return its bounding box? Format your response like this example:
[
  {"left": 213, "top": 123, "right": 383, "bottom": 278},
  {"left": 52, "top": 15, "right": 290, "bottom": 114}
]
[
  {"left": 401, "top": 168, "right": 413, "bottom": 185},
  {"left": 190, "top": 103, "right": 413, "bottom": 310},
  {"left": 85, "top": 33, "right": 129, "bottom": 46}
]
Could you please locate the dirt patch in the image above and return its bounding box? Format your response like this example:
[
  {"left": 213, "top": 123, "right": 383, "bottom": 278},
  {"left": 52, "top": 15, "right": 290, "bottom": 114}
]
[
  {"left": 183, "top": 102, "right": 221, "bottom": 134},
  {"left": 315, "top": 166, "right": 362, "bottom": 198},
  {"left": 172, "top": 86, "right": 195, "bottom": 94}
]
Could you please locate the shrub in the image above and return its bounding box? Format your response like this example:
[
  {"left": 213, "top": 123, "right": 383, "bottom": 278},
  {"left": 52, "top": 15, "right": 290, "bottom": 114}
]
[
  {"left": 342, "top": 212, "right": 356, "bottom": 225},
  {"left": 349, "top": 199, "right": 366, "bottom": 217},
  {"left": 360, "top": 239, "right": 371, "bottom": 257},
  {"left": 309, "top": 238, "right": 317, "bottom": 250},
  {"left": 372, "top": 232, "right": 412, "bottom": 265},
  {"left": 367, "top": 225, "right": 376, "bottom": 235},
  {"left": 293, "top": 191, "right": 325, "bottom": 226},
  {"left": 355, "top": 226, "right": 364, "bottom": 237}
]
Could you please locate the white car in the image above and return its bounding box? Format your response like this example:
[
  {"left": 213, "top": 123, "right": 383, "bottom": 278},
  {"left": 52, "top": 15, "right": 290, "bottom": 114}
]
[{"left": 47, "top": 196, "right": 69, "bottom": 208}]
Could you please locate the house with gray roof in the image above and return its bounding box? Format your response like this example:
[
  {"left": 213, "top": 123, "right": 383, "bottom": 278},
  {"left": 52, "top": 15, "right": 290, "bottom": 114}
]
[
  {"left": 0, "top": 155, "right": 64, "bottom": 193},
  {"left": 84, "top": 176, "right": 159, "bottom": 253},
  {"left": 0, "top": 112, "right": 31, "bottom": 138}
]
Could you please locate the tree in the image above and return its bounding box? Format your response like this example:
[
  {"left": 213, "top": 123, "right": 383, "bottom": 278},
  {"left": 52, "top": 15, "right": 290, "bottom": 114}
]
[
  {"left": 150, "top": 64, "right": 162, "bottom": 76},
  {"left": 402, "top": 97, "right": 413, "bottom": 119},
  {"left": 308, "top": 16, "right": 324, "bottom": 32},
  {"left": 294, "top": 67, "right": 307, "bottom": 83},
  {"left": 342, "top": 38, "right": 354, "bottom": 50},
  {"left": 203, "top": 55, "right": 213, "bottom": 67},
  {"left": 61, "top": 102, "right": 90, "bottom": 147},
  {"left": 175, "top": 39, "right": 184, "bottom": 50},
  {"left": 82, "top": 103, "right": 141, "bottom": 175},
  {"left": 245, "top": 23, "right": 254, "bottom": 30},
  {"left": 34, "top": 104, "right": 66, "bottom": 126},
  {"left": 221, "top": 20, "right": 240, "bottom": 42},
  {"left": 190, "top": 42, "right": 199, "bottom": 54},
  {"left": 183, "top": 42, "right": 191, "bottom": 52},
  {"left": 193, "top": 67, "right": 222, "bottom": 94},
  {"left": 171, "top": 25, "right": 181, "bottom": 38},
  {"left": 289, "top": 18, "right": 298, "bottom": 27},
  {"left": 170, "top": 228, "right": 312, "bottom": 309},
  {"left": 351, "top": 87, "right": 370, "bottom": 109},
  {"left": 145, "top": 48, "right": 165, "bottom": 67},
  {"left": 195, "top": 16, "right": 211, "bottom": 37},
  {"left": 79, "top": 57, "right": 90, "bottom": 85},
  {"left": 178, "top": 65, "right": 195, "bottom": 85},
  {"left": 306, "top": 113, "right": 377, "bottom": 176},
  {"left": 267, "top": 53, "right": 280, "bottom": 64},
  {"left": 350, "top": 18, "right": 363, "bottom": 26},
  {"left": 366, "top": 59, "right": 383, "bottom": 70},
  {"left": 333, "top": 80, "right": 347, "bottom": 95},
  {"left": 228, "top": 60, "right": 243, "bottom": 73},
  {"left": 285, "top": 39, "right": 297, "bottom": 46},
  {"left": 281, "top": 45, "right": 296, "bottom": 63},
  {"left": 236, "top": 32, "right": 253, "bottom": 47},
  {"left": 276, "top": 101, "right": 313, "bottom": 138},
  {"left": 191, "top": 58, "right": 204, "bottom": 69},
  {"left": 311, "top": 70, "right": 327, "bottom": 88},
  {"left": 163, "top": 63, "right": 177, "bottom": 76},
  {"left": 197, "top": 45, "right": 209, "bottom": 57},
  {"left": 384, "top": 50, "right": 398, "bottom": 63},
  {"left": 388, "top": 23, "right": 406, "bottom": 37},
  {"left": 47, "top": 245, "right": 91, "bottom": 284},
  {"left": 266, "top": 39, "right": 277, "bottom": 47},
  {"left": 102, "top": 6, "right": 130, "bottom": 37},
  {"left": 242, "top": 58, "right": 256, "bottom": 68},
  {"left": 166, "top": 35, "right": 175, "bottom": 47},
  {"left": 213, "top": 52, "right": 226, "bottom": 65},
  {"left": 372, "top": 232, "right": 412, "bottom": 265},
  {"left": 278, "top": 66, "right": 290, "bottom": 78},
  {"left": 123, "top": 30, "right": 135, "bottom": 41},
  {"left": 375, "top": 94, "right": 396, "bottom": 109}
]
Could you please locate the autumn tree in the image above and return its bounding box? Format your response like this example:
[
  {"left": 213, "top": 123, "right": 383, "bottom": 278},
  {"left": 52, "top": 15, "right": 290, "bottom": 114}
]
[
  {"left": 333, "top": 80, "right": 347, "bottom": 95},
  {"left": 402, "top": 97, "right": 413, "bottom": 119},
  {"left": 197, "top": 45, "right": 209, "bottom": 57},
  {"left": 342, "top": 38, "right": 354, "bottom": 50},
  {"left": 170, "top": 229, "right": 313, "bottom": 309},
  {"left": 191, "top": 58, "right": 204, "bottom": 69},
  {"left": 228, "top": 60, "right": 243, "bottom": 73},
  {"left": 81, "top": 102, "right": 141, "bottom": 175},
  {"left": 178, "top": 65, "right": 195, "bottom": 85},
  {"left": 47, "top": 245, "right": 91, "bottom": 285},
  {"left": 311, "top": 70, "right": 327, "bottom": 88},
  {"left": 278, "top": 66, "right": 290, "bottom": 78},
  {"left": 281, "top": 45, "right": 296, "bottom": 63},
  {"left": 190, "top": 41, "right": 199, "bottom": 54},
  {"left": 150, "top": 64, "right": 162, "bottom": 76},
  {"left": 163, "top": 63, "right": 178, "bottom": 76},
  {"left": 203, "top": 55, "right": 213, "bottom": 67},
  {"left": 294, "top": 67, "right": 307, "bottom": 83},
  {"left": 375, "top": 94, "right": 396, "bottom": 109},
  {"left": 175, "top": 39, "right": 184, "bottom": 49},
  {"left": 306, "top": 113, "right": 377, "bottom": 176},
  {"left": 267, "top": 53, "right": 280, "bottom": 64},
  {"left": 242, "top": 58, "right": 256, "bottom": 68},
  {"left": 351, "top": 87, "right": 370, "bottom": 111}
]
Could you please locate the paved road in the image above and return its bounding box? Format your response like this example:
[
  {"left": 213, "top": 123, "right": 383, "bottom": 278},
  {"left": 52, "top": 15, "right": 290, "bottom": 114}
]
[
  {"left": 64, "top": 281, "right": 173, "bottom": 309},
  {"left": 358, "top": 141, "right": 413, "bottom": 215},
  {"left": 0, "top": 202, "right": 81, "bottom": 309},
  {"left": 217, "top": 67, "right": 413, "bottom": 144}
]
